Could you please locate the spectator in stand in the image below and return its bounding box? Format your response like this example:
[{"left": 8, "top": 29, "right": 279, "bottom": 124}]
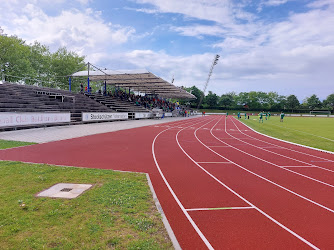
[{"left": 80, "top": 83, "right": 84, "bottom": 93}]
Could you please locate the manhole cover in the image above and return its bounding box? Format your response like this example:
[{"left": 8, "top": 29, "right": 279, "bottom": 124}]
[
  {"left": 60, "top": 188, "right": 73, "bottom": 192},
  {"left": 37, "top": 183, "right": 92, "bottom": 199}
]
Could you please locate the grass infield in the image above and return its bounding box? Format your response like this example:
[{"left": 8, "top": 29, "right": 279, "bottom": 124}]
[
  {"left": 0, "top": 140, "right": 36, "bottom": 149},
  {"left": 239, "top": 116, "right": 334, "bottom": 152},
  {"left": 0, "top": 161, "right": 173, "bottom": 249}
]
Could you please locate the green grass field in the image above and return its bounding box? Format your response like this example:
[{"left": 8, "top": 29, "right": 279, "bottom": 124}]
[
  {"left": 0, "top": 161, "right": 172, "bottom": 249},
  {"left": 0, "top": 139, "right": 35, "bottom": 149},
  {"left": 239, "top": 116, "right": 334, "bottom": 152}
]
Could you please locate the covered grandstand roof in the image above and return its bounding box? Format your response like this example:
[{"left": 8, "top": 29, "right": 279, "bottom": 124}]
[{"left": 71, "top": 68, "right": 195, "bottom": 99}]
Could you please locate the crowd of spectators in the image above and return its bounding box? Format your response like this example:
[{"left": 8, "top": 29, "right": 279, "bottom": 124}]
[
  {"left": 81, "top": 84, "right": 190, "bottom": 113},
  {"left": 107, "top": 89, "right": 177, "bottom": 112}
]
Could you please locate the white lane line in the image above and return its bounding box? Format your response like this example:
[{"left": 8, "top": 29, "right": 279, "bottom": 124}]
[
  {"left": 311, "top": 160, "right": 333, "bottom": 162},
  {"left": 152, "top": 117, "right": 217, "bottom": 250},
  {"left": 206, "top": 118, "right": 334, "bottom": 213},
  {"left": 186, "top": 206, "right": 255, "bottom": 211},
  {"left": 233, "top": 118, "right": 334, "bottom": 160},
  {"left": 259, "top": 146, "right": 281, "bottom": 148},
  {"left": 213, "top": 120, "right": 334, "bottom": 188},
  {"left": 197, "top": 162, "right": 232, "bottom": 164},
  {"left": 208, "top": 145, "right": 231, "bottom": 147},
  {"left": 281, "top": 166, "right": 316, "bottom": 168},
  {"left": 177, "top": 118, "right": 320, "bottom": 250}
]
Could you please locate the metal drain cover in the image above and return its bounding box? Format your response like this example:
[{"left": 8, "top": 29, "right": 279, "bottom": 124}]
[{"left": 37, "top": 183, "right": 92, "bottom": 199}]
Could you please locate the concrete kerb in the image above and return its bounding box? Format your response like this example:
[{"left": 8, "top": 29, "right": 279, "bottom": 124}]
[{"left": 146, "top": 174, "right": 181, "bottom": 250}]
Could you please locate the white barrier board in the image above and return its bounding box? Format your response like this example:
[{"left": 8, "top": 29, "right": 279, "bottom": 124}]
[
  {"left": 134, "top": 112, "right": 153, "bottom": 119},
  {"left": 164, "top": 112, "right": 173, "bottom": 117},
  {"left": 82, "top": 112, "right": 128, "bottom": 121},
  {"left": 0, "top": 112, "right": 70, "bottom": 127}
]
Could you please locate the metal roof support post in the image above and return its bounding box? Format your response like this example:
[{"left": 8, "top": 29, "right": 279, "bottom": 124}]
[
  {"left": 87, "top": 62, "right": 90, "bottom": 93},
  {"left": 69, "top": 76, "right": 71, "bottom": 91},
  {"left": 104, "top": 80, "right": 107, "bottom": 96}
]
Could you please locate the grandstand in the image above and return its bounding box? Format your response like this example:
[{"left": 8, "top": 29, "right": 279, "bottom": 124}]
[
  {"left": 0, "top": 68, "right": 196, "bottom": 130},
  {"left": 85, "top": 92, "right": 149, "bottom": 113}
]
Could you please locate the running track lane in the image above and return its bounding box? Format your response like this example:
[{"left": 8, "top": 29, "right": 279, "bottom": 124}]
[
  {"left": 190, "top": 116, "right": 334, "bottom": 248},
  {"left": 0, "top": 116, "right": 333, "bottom": 248}
]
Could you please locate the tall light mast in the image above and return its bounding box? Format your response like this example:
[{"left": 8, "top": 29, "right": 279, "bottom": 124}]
[{"left": 197, "top": 54, "right": 220, "bottom": 109}]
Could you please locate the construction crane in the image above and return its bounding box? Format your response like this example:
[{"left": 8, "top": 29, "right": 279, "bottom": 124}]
[{"left": 197, "top": 54, "right": 220, "bottom": 109}]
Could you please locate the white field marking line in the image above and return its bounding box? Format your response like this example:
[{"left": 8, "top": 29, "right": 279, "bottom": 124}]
[
  {"left": 196, "top": 162, "right": 232, "bottom": 164},
  {"left": 270, "top": 122, "right": 334, "bottom": 142},
  {"left": 186, "top": 206, "right": 255, "bottom": 211},
  {"left": 281, "top": 166, "right": 316, "bottom": 168},
  {"left": 208, "top": 145, "right": 231, "bottom": 147},
  {"left": 207, "top": 118, "right": 334, "bottom": 214},
  {"left": 216, "top": 120, "right": 334, "bottom": 187},
  {"left": 311, "top": 160, "right": 333, "bottom": 162},
  {"left": 177, "top": 118, "right": 320, "bottom": 250},
  {"left": 152, "top": 117, "right": 217, "bottom": 250},
  {"left": 231, "top": 118, "right": 334, "bottom": 173},
  {"left": 236, "top": 118, "right": 334, "bottom": 157}
]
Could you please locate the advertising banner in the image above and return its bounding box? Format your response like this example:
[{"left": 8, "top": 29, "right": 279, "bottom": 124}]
[
  {"left": 0, "top": 112, "right": 70, "bottom": 127},
  {"left": 134, "top": 112, "right": 153, "bottom": 119},
  {"left": 82, "top": 112, "right": 128, "bottom": 121}
]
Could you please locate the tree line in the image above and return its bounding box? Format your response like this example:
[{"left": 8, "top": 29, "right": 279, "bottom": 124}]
[
  {"left": 0, "top": 30, "right": 85, "bottom": 89},
  {"left": 184, "top": 86, "right": 334, "bottom": 113}
]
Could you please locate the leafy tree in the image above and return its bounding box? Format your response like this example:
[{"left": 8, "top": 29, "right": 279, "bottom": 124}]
[
  {"left": 304, "top": 94, "right": 322, "bottom": 110},
  {"left": 204, "top": 91, "right": 218, "bottom": 108},
  {"left": 184, "top": 86, "right": 203, "bottom": 107},
  {"left": 219, "top": 93, "right": 235, "bottom": 109},
  {"left": 0, "top": 31, "right": 85, "bottom": 90},
  {"left": 51, "top": 47, "right": 85, "bottom": 89},
  {"left": 286, "top": 95, "right": 300, "bottom": 112},
  {"left": 0, "top": 35, "right": 34, "bottom": 82},
  {"left": 235, "top": 92, "right": 250, "bottom": 107},
  {"left": 323, "top": 93, "right": 334, "bottom": 112}
]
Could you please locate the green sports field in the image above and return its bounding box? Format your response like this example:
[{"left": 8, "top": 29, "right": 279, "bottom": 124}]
[{"left": 240, "top": 116, "right": 334, "bottom": 152}]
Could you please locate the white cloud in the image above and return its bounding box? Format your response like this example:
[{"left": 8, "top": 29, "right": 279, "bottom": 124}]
[
  {"left": 0, "top": 2, "right": 136, "bottom": 55},
  {"left": 170, "top": 25, "right": 228, "bottom": 38},
  {"left": 133, "top": 0, "right": 242, "bottom": 24},
  {"left": 124, "top": 7, "right": 160, "bottom": 14},
  {"left": 257, "top": 0, "right": 290, "bottom": 12}
]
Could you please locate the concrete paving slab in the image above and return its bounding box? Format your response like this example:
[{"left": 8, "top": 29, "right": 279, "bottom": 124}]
[
  {"left": 36, "top": 183, "right": 93, "bottom": 199},
  {"left": 0, "top": 116, "right": 199, "bottom": 143}
]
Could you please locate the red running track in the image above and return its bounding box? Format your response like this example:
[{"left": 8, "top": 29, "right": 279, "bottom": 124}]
[{"left": 0, "top": 115, "right": 334, "bottom": 249}]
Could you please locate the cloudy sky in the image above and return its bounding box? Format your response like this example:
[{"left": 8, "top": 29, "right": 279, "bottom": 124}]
[{"left": 1, "top": 0, "right": 333, "bottom": 101}]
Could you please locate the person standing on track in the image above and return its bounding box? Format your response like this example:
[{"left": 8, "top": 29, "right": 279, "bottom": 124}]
[
  {"left": 280, "top": 111, "right": 285, "bottom": 122},
  {"left": 226, "top": 112, "right": 228, "bottom": 119}
]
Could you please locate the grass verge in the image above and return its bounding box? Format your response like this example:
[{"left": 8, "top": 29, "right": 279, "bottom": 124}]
[
  {"left": 0, "top": 161, "right": 173, "bottom": 249},
  {"left": 0, "top": 140, "right": 36, "bottom": 149},
  {"left": 239, "top": 116, "right": 334, "bottom": 152}
]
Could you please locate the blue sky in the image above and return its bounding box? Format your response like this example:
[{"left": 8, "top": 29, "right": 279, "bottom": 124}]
[{"left": 1, "top": 0, "right": 334, "bottom": 101}]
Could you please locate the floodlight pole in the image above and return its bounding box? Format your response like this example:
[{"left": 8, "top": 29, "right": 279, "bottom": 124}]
[{"left": 197, "top": 54, "right": 220, "bottom": 109}]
